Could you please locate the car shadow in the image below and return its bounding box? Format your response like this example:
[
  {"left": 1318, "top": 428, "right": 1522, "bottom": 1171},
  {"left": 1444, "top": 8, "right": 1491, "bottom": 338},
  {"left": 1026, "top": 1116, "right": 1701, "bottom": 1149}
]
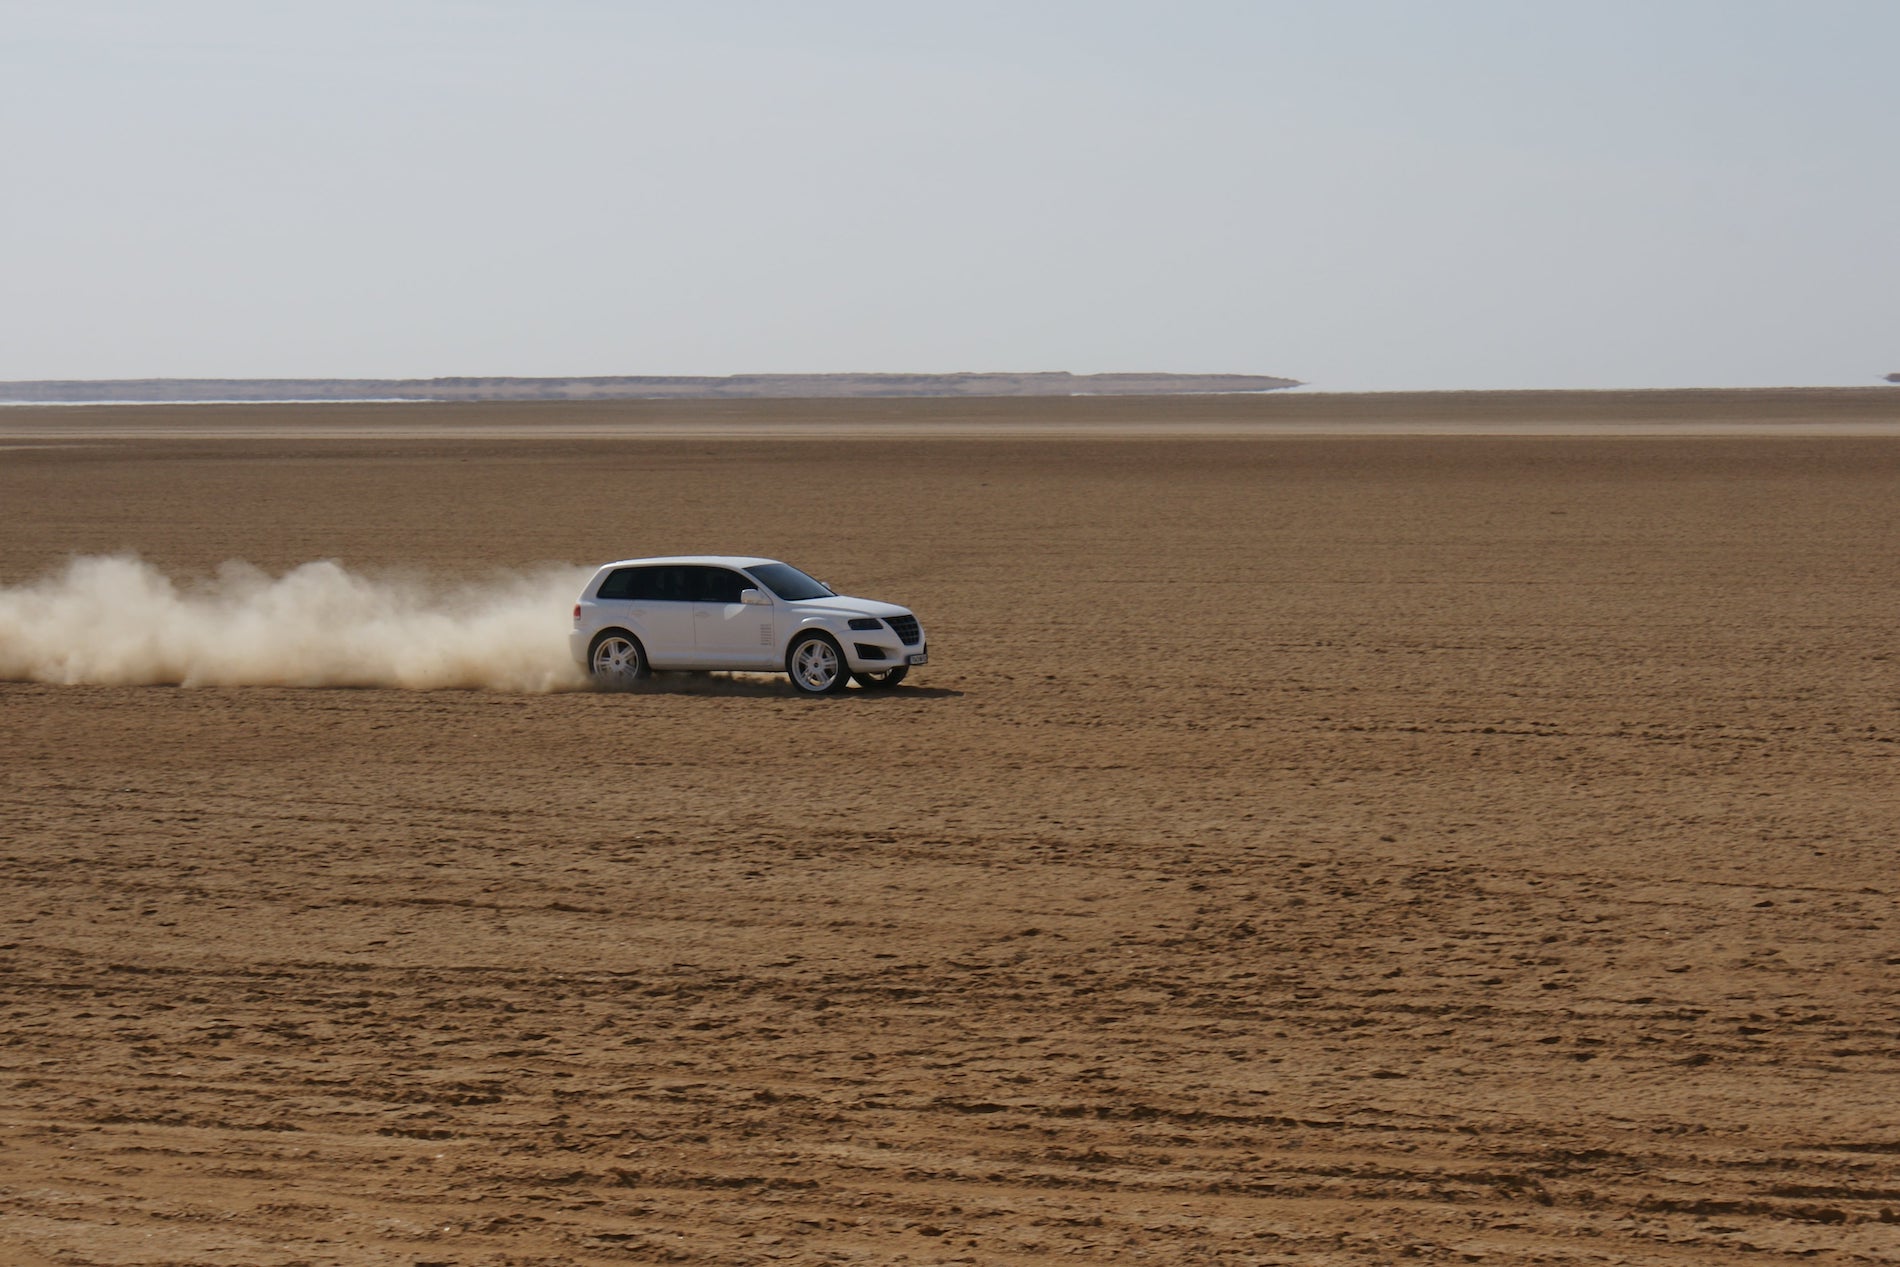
[
  {"left": 593, "top": 673, "right": 961, "bottom": 699},
  {"left": 838, "top": 685, "right": 963, "bottom": 700}
]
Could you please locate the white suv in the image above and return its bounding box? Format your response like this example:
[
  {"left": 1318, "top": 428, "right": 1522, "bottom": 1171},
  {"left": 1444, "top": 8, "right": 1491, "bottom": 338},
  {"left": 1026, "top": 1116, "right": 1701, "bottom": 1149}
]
[{"left": 571, "top": 556, "right": 927, "bottom": 694}]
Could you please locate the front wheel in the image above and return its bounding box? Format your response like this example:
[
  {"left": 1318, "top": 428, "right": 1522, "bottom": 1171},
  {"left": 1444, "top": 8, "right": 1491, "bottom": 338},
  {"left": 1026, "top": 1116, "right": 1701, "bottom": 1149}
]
[
  {"left": 851, "top": 666, "right": 909, "bottom": 689},
  {"left": 787, "top": 632, "right": 849, "bottom": 695},
  {"left": 588, "top": 631, "right": 648, "bottom": 687}
]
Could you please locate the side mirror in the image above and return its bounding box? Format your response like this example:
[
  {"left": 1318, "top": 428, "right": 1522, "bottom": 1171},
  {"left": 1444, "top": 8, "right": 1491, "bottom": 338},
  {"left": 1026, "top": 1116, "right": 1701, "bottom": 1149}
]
[
  {"left": 819, "top": 580, "right": 835, "bottom": 594},
  {"left": 739, "top": 588, "right": 770, "bottom": 606}
]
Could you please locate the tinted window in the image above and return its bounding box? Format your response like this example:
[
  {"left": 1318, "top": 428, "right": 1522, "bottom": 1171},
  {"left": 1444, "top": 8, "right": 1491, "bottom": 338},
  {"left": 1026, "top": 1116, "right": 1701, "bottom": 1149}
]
[
  {"left": 597, "top": 567, "right": 651, "bottom": 600},
  {"left": 747, "top": 562, "right": 832, "bottom": 601},
  {"left": 597, "top": 565, "right": 690, "bottom": 601},
  {"left": 691, "top": 567, "right": 752, "bottom": 604}
]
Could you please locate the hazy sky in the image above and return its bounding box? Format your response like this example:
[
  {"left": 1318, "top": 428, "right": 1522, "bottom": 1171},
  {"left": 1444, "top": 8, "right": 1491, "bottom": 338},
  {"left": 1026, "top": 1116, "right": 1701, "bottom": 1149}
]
[{"left": 5, "top": 1, "right": 1896, "bottom": 390}]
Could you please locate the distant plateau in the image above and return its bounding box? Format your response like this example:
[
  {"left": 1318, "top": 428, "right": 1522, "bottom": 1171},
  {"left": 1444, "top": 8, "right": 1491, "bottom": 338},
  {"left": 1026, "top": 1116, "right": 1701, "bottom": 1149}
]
[{"left": 0, "top": 372, "right": 1300, "bottom": 404}]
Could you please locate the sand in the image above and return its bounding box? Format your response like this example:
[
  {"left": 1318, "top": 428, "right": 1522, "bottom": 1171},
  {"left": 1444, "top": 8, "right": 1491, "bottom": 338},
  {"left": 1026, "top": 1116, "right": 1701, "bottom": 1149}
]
[{"left": 3, "top": 390, "right": 1900, "bottom": 1265}]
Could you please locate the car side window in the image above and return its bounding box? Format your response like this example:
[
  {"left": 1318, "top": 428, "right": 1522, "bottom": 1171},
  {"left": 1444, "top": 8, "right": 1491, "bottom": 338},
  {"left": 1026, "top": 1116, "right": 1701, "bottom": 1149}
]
[
  {"left": 693, "top": 567, "right": 751, "bottom": 604},
  {"left": 597, "top": 567, "right": 648, "bottom": 600},
  {"left": 651, "top": 566, "right": 694, "bottom": 601},
  {"left": 597, "top": 566, "right": 690, "bottom": 601}
]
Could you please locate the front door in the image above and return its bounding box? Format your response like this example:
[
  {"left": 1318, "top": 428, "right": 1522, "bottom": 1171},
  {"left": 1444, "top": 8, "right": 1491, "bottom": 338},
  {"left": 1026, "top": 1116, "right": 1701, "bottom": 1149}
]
[{"left": 688, "top": 566, "right": 775, "bottom": 667}]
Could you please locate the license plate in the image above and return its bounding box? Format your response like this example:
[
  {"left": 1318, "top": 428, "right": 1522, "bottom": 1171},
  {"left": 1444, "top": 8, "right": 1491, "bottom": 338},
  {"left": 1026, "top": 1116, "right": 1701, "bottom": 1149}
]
[{"left": 907, "top": 652, "right": 928, "bottom": 665}]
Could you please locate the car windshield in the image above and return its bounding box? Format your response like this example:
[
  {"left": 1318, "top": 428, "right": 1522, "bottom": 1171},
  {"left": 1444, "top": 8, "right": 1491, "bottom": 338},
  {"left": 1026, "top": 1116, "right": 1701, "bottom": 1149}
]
[{"left": 747, "top": 562, "right": 833, "bottom": 601}]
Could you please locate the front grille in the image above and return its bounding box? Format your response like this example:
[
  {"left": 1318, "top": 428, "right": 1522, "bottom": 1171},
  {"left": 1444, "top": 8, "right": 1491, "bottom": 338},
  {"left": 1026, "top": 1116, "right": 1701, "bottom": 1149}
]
[{"left": 886, "top": 615, "right": 921, "bottom": 645}]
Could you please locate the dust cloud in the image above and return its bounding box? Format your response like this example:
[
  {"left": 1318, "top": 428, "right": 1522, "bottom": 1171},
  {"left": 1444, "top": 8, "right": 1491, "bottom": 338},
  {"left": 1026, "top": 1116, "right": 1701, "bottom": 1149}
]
[{"left": 0, "top": 555, "right": 593, "bottom": 692}]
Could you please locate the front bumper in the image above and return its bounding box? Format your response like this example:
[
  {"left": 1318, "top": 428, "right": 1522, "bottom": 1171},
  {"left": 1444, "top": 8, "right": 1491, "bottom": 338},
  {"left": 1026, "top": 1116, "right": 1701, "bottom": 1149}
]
[{"left": 843, "top": 631, "right": 927, "bottom": 673}]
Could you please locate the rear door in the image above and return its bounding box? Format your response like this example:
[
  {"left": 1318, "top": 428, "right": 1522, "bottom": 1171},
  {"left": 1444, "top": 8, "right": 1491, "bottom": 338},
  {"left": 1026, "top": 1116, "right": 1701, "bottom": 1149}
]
[{"left": 596, "top": 565, "right": 695, "bottom": 666}]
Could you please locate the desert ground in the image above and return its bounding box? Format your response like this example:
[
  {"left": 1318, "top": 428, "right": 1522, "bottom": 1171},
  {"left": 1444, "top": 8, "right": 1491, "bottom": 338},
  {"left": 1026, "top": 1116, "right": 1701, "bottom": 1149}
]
[{"left": 3, "top": 389, "right": 1900, "bottom": 1266}]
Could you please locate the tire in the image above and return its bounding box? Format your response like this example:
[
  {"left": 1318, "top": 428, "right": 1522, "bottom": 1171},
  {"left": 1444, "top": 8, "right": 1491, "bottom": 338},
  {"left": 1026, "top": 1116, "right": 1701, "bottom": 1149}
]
[
  {"left": 588, "top": 630, "right": 648, "bottom": 687},
  {"left": 851, "top": 666, "right": 909, "bottom": 689},
  {"left": 787, "top": 632, "right": 849, "bottom": 695}
]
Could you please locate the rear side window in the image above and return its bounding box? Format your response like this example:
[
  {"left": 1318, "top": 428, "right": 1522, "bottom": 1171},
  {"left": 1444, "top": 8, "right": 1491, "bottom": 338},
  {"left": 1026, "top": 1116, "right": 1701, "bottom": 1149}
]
[
  {"left": 596, "top": 568, "right": 642, "bottom": 600},
  {"left": 597, "top": 566, "right": 684, "bottom": 601}
]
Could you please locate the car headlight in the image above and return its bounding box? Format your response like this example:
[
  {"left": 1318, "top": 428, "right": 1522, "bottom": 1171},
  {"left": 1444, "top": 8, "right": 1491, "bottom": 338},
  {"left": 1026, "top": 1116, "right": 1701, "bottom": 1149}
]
[{"left": 847, "top": 618, "right": 883, "bottom": 631}]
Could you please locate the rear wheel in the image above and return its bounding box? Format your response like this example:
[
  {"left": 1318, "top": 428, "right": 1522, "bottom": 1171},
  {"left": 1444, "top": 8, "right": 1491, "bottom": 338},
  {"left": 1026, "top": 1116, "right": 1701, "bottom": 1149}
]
[
  {"left": 851, "top": 666, "right": 909, "bottom": 689},
  {"left": 588, "top": 631, "right": 647, "bottom": 687},
  {"left": 787, "top": 632, "right": 849, "bottom": 695}
]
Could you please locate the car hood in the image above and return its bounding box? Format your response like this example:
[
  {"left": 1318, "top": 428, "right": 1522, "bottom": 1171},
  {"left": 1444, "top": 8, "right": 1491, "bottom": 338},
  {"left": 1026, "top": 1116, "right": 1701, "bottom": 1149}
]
[{"left": 785, "top": 595, "right": 913, "bottom": 620}]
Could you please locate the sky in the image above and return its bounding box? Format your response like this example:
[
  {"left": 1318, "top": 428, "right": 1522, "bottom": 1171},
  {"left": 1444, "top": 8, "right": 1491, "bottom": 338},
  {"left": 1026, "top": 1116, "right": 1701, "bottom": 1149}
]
[{"left": 3, "top": 0, "right": 1896, "bottom": 391}]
